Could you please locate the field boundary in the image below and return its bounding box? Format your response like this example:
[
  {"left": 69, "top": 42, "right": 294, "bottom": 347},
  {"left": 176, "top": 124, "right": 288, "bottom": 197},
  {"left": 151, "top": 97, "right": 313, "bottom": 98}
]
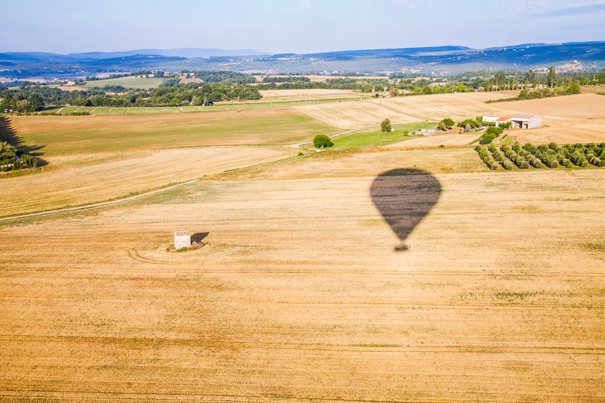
[{"left": 0, "top": 179, "right": 199, "bottom": 222}]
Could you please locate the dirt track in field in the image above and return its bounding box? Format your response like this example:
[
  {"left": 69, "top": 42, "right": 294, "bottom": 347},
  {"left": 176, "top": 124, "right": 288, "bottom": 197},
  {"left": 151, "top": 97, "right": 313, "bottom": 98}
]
[
  {"left": 0, "top": 147, "right": 296, "bottom": 217},
  {"left": 1, "top": 167, "right": 604, "bottom": 402}
]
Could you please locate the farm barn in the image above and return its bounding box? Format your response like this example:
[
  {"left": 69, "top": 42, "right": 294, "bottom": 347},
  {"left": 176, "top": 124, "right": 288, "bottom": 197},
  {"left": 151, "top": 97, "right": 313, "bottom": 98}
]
[
  {"left": 482, "top": 113, "right": 542, "bottom": 129},
  {"left": 510, "top": 113, "right": 542, "bottom": 129}
]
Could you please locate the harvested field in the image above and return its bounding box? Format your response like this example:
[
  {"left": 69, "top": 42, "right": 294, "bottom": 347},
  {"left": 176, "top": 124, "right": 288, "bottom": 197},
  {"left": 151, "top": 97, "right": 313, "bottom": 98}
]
[
  {"left": 259, "top": 89, "right": 354, "bottom": 97},
  {"left": 513, "top": 117, "right": 605, "bottom": 145},
  {"left": 255, "top": 74, "right": 388, "bottom": 83},
  {"left": 205, "top": 147, "right": 489, "bottom": 181},
  {"left": 381, "top": 92, "right": 519, "bottom": 121},
  {"left": 391, "top": 132, "right": 479, "bottom": 147},
  {"left": 5, "top": 108, "right": 337, "bottom": 156},
  {"left": 502, "top": 93, "right": 605, "bottom": 119},
  {"left": 1, "top": 167, "right": 604, "bottom": 401},
  {"left": 295, "top": 100, "right": 419, "bottom": 129},
  {"left": 0, "top": 147, "right": 296, "bottom": 217},
  {"left": 83, "top": 76, "right": 165, "bottom": 90}
]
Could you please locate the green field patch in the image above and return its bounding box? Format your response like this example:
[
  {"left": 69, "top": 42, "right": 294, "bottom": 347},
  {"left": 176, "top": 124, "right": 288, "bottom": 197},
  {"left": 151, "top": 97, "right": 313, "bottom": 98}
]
[
  {"left": 91, "top": 107, "right": 111, "bottom": 114},
  {"left": 75, "top": 107, "right": 97, "bottom": 114},
  {"left": 161, "top": 107, "right": 182, "bottom": 113},
  {"left": 108, "top": 108, "right": 127, "bottom": 114},
  {"left": 59, "top": 107, "right": 79, "bottom": 114},
  {"left": 143, "top": 108, "right": 166, "bottom": 114},
  {"left": 181, "top": 106, "right": 200, "bottom": 112},
  {"left": 125, "top": 108, "right": 147, "bottom": 114},
  {"left": 332, "top": 122, "right": 437, "bottom": 149}
]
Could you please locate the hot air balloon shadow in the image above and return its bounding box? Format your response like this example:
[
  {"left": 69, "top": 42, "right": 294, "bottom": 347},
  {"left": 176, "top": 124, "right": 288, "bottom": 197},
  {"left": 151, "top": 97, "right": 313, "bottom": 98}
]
[{"left": 370, "top": 169, "right": 442, "bottom": 252}]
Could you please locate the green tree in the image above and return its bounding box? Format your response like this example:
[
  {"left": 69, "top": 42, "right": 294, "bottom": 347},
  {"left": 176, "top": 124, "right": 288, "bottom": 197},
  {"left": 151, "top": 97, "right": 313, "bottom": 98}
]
[
  {"left": 313, "top": 135, "right": 333, "bottom": 148},
  {"left": 547, "top": 66, "right": 557, "bottom": 88},
  {"left": 380, "top": 118, "right": 392, "bottom": 133},
  {"left": 16, "top": 99, "right": 29, "bottom": 113},
  {"left": 422, "top": 86, "right": 432, "bottom": 94},
  {"left": 438, "top": 118, "right": 455, "bottom": 130},
  {"left": 374, "top": 84, "right": 385, "bottom": 92},
  {"left": 0, "top": 141, "right": 16, "bottom": 159},
  {"left": 569, "top": 82, "right": 581, "bottom": 94},
  {"left": 27, "top": 93, "right": 45, "bottom": 111}
]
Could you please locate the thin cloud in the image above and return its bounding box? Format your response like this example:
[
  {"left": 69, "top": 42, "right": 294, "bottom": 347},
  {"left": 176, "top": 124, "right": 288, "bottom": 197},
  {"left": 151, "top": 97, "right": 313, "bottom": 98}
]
[
  {"left": 302, "top": 0, "right": 310, "bottom": 8},
  {"left": 390, "top": 0, "right": 434, "bottom": 8},
  {"left": 536, "top": 2, "right": 605, "bottom": 17}
]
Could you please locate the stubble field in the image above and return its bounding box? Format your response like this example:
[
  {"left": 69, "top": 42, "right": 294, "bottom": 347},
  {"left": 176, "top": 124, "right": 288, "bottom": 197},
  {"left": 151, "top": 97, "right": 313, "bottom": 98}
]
[
  {"left": 295, "top": 101, "right": 419, "bottom": 129},
  {"left": 1, "top": 152, "right": 604, "bottom": 401},
  {"left": 8, "top": 108, "right": 337, "bottom": 155},
  {"left": 0, "top": 146, "right": 296, "bottom": 217},
  {"left": 1, "top": 90, "right": 605, "bottom": 402}
]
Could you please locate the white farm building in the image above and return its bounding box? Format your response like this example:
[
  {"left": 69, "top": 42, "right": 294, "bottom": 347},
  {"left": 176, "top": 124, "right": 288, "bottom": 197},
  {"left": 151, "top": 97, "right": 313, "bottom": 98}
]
[{"left": 482, "top": 114, "right": 542, "bottom": 129}]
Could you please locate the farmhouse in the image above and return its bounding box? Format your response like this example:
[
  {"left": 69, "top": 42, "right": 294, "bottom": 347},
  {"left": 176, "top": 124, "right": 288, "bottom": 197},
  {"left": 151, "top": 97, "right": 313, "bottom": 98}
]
[
  {"left": 482, "top": 113, "right": 542, "bottom": 129},
  {"left": 414, "top": 128, "right": 437, "bottom": 136}
]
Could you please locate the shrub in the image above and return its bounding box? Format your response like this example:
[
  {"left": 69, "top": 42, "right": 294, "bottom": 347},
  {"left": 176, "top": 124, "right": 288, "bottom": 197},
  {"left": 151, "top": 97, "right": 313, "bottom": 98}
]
[
  {"left": 550, "top": 160, "right": 559, "bottom": 169},
  {"left": 479, "top": 133, "right": 496, "bottom": 145},
  {"left": 548, "top": 142, "right": 559, "bottom": 151},
  {"left": 503, "top": 161, "right": 514, "bottom": 170},
  {"left": 519, "top": 160, "right": 530, "bottom": 169},
  {"left": 486, "top": 127, "right": 504, "bottom": 136},
  {"left": 582, "top": 160, "right": 589, "bottom": 167},
  {"left": 491, "top": 162, "right": 501, "bottom": 170},
  {"left": 438, "top": 118, "right": 455, "bottom": 130},
  {"left": 563, "top": 159, "right": 572, "bottom": 167},
  {"left": 313, "top": 135, "right": 333, "bottom": 148},
  {"left": 380, "top": 118, "right": 392, "bottom": 133}
]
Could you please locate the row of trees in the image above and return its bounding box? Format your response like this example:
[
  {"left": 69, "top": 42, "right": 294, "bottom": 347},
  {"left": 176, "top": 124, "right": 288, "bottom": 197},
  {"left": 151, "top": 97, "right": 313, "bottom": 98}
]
[
  {"left": 477, "top": 142, "right": 605, "bottom": 170},
  {"left": 1, "top": 82, "right": 262, "bottom": 110}
]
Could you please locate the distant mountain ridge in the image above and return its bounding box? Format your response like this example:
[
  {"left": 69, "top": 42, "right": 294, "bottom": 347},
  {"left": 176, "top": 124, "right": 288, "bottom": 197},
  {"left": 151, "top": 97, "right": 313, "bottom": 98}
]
[
  {"left": 2, "top": 48, "right": 267, "bottom": 63},
  {"left": 0, "top": 42, "right": 604, "bottom": 78}
]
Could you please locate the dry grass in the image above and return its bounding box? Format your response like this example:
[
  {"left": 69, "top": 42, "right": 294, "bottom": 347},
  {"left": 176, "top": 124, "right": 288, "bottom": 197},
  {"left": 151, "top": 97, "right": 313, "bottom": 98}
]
[
  {"left": 295, "top": 100, "right": 419, "bottom": 129},
  {"left": 1, "top": 167, "right": 604, "bottom": 401},
  {"left": 204, "top": 147, "right": 489, "bottom": 181},
  {"left": 259, "top": 89, "right": 354, "bottom": 98},
  {"left": 381, "top": 91, "right": 519, "bottom": 121},
  {"left": 0, "top": 147, "right": 296, "bottom": 217},
  {"left": 502, "top": 94, "right": 605, "bottom": 119},
  {"left": 7, "top": 108, "right": 337, "bottom": 156},
  {"left": 391, "top": 132, "right": 479, "bottom": 147}
]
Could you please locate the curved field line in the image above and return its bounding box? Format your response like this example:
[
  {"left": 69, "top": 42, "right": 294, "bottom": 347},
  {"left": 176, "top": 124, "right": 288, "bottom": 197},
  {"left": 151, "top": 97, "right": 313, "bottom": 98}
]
[{"left": 0, "top": 179, "right": 199, "bottom": 222}]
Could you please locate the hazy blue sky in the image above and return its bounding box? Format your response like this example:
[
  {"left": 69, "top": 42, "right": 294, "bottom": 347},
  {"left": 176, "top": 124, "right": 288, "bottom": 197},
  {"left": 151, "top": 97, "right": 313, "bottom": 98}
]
[{"left": 2, "top": 0, "right": 604, "bottom": 54}]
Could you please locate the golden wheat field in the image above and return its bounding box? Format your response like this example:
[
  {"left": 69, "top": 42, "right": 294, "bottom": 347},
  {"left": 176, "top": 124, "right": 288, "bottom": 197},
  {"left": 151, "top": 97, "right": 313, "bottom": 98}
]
[
  {"left": 0, "top": 147, "right": 296, "bottom": 217},
  {"left": 295, "top": 101, "right": 419, "bottom": 129},
  {"left": 1, "top": 150, "right": 604, "bottom": 401},
  {"left": 2, "top": 91, "right": 605, "bottom": 402}
]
